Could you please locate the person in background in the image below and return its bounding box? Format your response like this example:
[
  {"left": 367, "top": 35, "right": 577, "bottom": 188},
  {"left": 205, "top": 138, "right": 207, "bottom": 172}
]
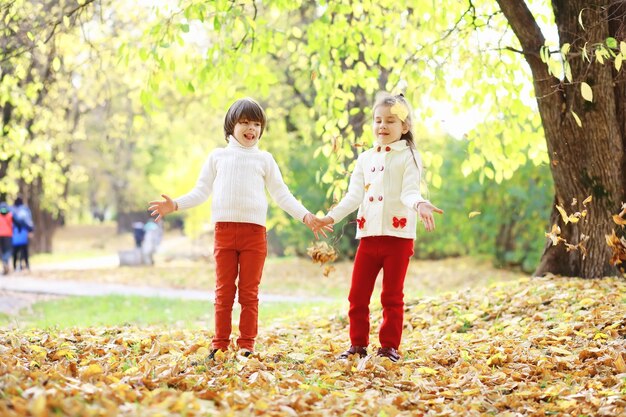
[
  {"left": 141, "top": 219, "right": 162, "bottom": 265},
  {"left": 0, "top": 202, "right": 14, "bottom": 275},
  {"left": 12, "top": 197, "right": 34, "bottom": 272}
]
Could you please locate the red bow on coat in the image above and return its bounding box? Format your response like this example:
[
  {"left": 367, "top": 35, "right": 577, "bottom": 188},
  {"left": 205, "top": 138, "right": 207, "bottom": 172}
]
[
  {"left": 356, "top": 217, "right": 366, "bottom": 229},
  {"left": 392, "top": 217, "right": 407, "bottom": 228}
]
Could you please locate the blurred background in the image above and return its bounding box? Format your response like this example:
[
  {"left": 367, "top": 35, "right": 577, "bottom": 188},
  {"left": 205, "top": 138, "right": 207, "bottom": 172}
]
[{"left": 0, "top": 0, "right": 560, "bottom": 327}]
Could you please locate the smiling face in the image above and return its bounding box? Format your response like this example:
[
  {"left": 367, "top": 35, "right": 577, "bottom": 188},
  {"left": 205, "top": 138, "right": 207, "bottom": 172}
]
[
  {"left": 373, "top": 105, "right": 409, "bottom": 145},
  {"left": 223, "top": 97, "right": 267, "bottom": 144},
  {"left": 233, "top": 118, "right": 263, "bottom": 147}
]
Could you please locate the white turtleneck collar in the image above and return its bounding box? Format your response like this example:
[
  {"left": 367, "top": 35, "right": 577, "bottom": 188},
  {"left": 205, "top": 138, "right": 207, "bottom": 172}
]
[{"left": 227, "top": 135, "right": 260, "bottom": 151}]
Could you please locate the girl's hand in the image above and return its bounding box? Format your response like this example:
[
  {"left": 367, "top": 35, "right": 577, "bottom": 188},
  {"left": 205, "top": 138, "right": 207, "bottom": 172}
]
[
  {"left": 303, "top": 213, "right": 334, "bottom": 239},
  {"left": 415, "top": 201, "right": 443, "bottom": 232},
  {"left": 148, "top": 194, "right": 177, "bottom": 223}
]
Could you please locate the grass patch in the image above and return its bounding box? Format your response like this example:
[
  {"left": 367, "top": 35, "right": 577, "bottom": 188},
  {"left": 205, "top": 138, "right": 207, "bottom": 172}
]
[{"left": 0, "top": 295, "right": 344, "bottom": 330}]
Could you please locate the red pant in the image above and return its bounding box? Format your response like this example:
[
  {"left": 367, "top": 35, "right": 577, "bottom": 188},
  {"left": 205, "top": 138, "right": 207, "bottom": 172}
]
[
  {"left": 212, "top": 222, "right": 267, "bottom": 351},
  {"left": 348, "top": 236, "right": 414, "bottom": 350}
]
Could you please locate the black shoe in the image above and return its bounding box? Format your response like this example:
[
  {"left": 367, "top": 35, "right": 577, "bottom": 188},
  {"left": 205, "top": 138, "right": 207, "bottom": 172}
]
[
  {"left": 376, "top": 347, "right": 400, "bottom": 362},
  {"left": 207, "top": 348, "right": 222, "bottom": 360},
  {"left": 191, "top": 348, "right": 222, "bottom": 366},
  {"left": 337, "top": 346, "right": 367, "bottom": 360},
  {"left": 240, "top": 350, "right": 253, "bottom": 358}
]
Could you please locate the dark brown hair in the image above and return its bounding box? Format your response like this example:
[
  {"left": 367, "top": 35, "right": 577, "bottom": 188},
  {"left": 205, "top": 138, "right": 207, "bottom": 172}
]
[{"left": 223, "top": 97, "right": 267, "bottom": 141}]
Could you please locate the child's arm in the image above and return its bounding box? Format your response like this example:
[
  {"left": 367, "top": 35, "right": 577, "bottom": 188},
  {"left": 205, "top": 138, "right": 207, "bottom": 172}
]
[
  {"left": 325, "top": 155, "right": 365, "bottom": 224},
  {"left": 415, "top": 201, "right": 443, "bottom": 232},
  {"left": 148, "top": 194, "right": 177, "bottom": 223},
  {"left": 400, "top": 152, "right": 443, "bottom": 232},
  {"left": 147, "top": 154, "right": 216, "bottom": 222},
  {"left": 265, "top": 154, "right": 312, "bottom": 221}
]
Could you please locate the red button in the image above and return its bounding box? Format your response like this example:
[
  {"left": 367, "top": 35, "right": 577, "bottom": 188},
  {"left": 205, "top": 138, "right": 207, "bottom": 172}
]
[
  {"left": 369, "top": 196, "right": 374, "bottom": 202},
  {"left": 377, "top": 146, "right": 381, "bottom": 152},
  {"left": 385, "top": 146, "right": 391, "bottom": 152},
  {"left": 378, "top": 196, "right": 383, "bottom": 201}
]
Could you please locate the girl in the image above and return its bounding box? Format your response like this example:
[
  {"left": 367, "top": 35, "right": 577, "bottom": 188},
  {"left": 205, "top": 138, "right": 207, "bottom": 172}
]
[
  {"left": 318, "top": 92, "right": 443, "bottom": 362},
  {"left": 149, "top": 97, "right": 329, "bottom": 358}
]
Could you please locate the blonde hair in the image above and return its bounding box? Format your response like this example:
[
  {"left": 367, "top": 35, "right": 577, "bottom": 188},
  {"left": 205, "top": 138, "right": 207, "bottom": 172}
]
[{"left": 372, "top": 91, "right": 422, "bottom": 174}]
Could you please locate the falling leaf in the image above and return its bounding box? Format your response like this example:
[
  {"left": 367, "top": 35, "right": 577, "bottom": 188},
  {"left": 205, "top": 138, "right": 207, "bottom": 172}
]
[
  {"left": 307, "top": 241, "right": 337, "bottom": 265},
  {"left": 581, "top": 82, "right": 593, "bottom": 102},
  {"left": 613, "top": 214, "right": 626, "bottom": 227},
  {"left": 556, "top": 205, "right": 569, "bottom": 224},
  {"left": 582, "top": 195, "right": 592, "bottom": 206},
  {"left": 468, "top": 211, "right": 481, "bottom": 219},
  {"left": 571, "top": 111, "right": 582, "bottom": 127}
]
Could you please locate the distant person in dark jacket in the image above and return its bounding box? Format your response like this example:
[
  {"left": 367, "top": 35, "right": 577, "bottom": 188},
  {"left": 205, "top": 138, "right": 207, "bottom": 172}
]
[
  {"left": 0, "top": 202, "right": 13, "bottom": 275},
  {"left": 12, "top": 197, "right": 34, "bottom": 271}
]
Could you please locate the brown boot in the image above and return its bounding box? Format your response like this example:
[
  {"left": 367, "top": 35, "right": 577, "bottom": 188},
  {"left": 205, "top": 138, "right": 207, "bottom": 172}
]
[
  {"left": 377, "top": 347, "right": 400, "bottom": 362},
  {"left": 337, "top": 346, "right": 367, "bottom": 360}
]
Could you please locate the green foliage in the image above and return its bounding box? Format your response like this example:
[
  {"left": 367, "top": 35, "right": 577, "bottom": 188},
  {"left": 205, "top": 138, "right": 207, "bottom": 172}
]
[{"left": 421, "top": 136, "right": 553, "bottom": 272}]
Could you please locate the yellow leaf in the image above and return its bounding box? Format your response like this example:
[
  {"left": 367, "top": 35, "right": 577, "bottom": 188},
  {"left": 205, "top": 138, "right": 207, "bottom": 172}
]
[
  {"left": 52, "top": 57, "right": 61, "bottom": 72},
  {"left": 390, "top": 102, "right": 409, "bottom": 122},
  {"left": 571, "top": 110, "right": 582, "bottom": 127},
  {"left": 462, "top": 388, "right": 481, "bottom": 396},
  {"left": 581, "top": 82, "right": 593, "bottom": 102},
  {"left": 578, "top": 298, "right": 595, "bottom": 307},
  {"left": 417, "top": 366, "right": 438, "bottom": 375},
  {"left": 621, "top": 41, "right": 626, "bottom": 56},
  {"left": 616, "top": 54, "right": 623, "bottom": 72},
  {"left": 468, "top": 211, "right": 481, "bottom": 219},
  {"left": 582, "top": 195, "right": 592, "bottom": 205},
  {"left": 556, "top": 205, "right": 569, "bottom": 224},
  {"left": 557, "top": 399, "right": 578, "bottom": 410},
  {"left": 612, "top": 214, "right": 626, "bottom": 226},
  {"left": 29, "top": 395, "right": 47, "bottom": 417},
  {"left": 81, "top": 363, "right": 104, "bottom": 378},
  {"left": 594, "top": 332, "right": 609, "bottom": 340},
  {"left": 255, "top": 399, "right": 269, "bottom": 411},
  {"left": 487, "top": 352, "right": 507, "bottom": 366},
  {"left": 614, "top": 353, "right": 626, "bottom": 372}
]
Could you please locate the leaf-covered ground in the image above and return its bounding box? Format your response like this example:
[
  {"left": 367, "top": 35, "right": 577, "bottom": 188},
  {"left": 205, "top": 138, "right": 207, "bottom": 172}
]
[{"left": 1, "top": 276, "right": 625, "bottom": 416}]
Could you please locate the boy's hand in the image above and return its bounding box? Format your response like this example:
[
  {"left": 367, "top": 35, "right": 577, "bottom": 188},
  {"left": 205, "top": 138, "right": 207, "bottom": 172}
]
[
  {"left": 303, "top": 213, "right": 334, "bottom": 239},
  {"left": 148, "top": 194, "right": 177, "bottom": 223},
  {"left": 415, "top": 201, "right": 443, "bottom": 232}
]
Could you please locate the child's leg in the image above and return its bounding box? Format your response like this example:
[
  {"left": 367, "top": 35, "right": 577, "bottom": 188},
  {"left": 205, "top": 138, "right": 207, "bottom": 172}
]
[
  {"left": 379, "top": 237, "right": 414, "bottom": 350},
  {"left": 349, "top": 237, "right": 383, "bottom": 347},
  {"left": 212, "top": 223, "right": 239, "bottom": 350},
  {"left": 236, "top": 223, "right": 267, "bottom": 351}
]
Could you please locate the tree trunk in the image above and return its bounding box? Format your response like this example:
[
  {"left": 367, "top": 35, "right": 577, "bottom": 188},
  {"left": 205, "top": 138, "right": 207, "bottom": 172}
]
[
  {"left": 497, "top": 0, "right": 625, "bottom": 278},
  {"left": 21, "top": 177, "right": 58, "bottom": 253}
]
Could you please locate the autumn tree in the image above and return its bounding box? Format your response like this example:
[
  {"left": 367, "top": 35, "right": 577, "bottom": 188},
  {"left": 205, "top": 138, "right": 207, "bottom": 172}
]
[
  {"left": 0, "top": 0, "right": 100, "bottom": 251},
  {"left": 494, "top": 1, "right": 625, "bottom": 277}
]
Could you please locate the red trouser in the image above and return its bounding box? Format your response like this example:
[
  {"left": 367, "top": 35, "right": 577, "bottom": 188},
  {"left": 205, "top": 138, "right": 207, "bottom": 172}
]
[
  {"left": 212, "top": 222, "right": 267, "bottom": 351},
  {"left": 348, "top": 236, "right": 414, "bottom": 350}
]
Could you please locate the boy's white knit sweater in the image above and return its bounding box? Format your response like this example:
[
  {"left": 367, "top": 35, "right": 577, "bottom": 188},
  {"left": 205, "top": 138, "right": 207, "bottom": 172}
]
[{"left": 175, "top": 137, "right": 309, "bottom": 226}]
